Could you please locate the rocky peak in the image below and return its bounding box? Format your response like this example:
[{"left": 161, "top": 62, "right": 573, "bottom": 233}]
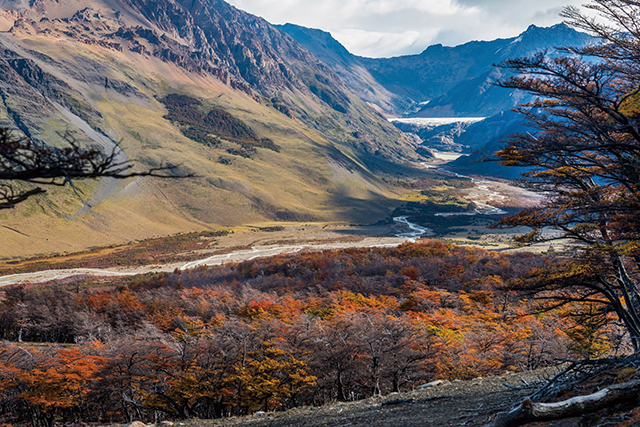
[
  {"left": 277, "top": 23, "right": 355, "bottom": 68},
  {"left": 503, "top": 22, "right": 595, "bottom": 58},
  {"left": 1, "top": 0, "right": 351, "bottom": 110}
]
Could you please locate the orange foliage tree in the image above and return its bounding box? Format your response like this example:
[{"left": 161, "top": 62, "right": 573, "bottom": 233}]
[{"left": 234, "top": 342, "right": 316, "bottom": 412}]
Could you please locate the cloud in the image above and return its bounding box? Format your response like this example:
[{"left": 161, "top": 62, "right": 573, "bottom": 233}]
[
  {"left": 226, "top": 0, "right": 586, "bottom": 57},
  {"left": 332, "top": 29, "right": 429, "bottom": 58}
]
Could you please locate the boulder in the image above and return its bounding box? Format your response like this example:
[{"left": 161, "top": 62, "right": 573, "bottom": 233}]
[{"left": 417, "top": 380, "right": 446, "bottom": 389}]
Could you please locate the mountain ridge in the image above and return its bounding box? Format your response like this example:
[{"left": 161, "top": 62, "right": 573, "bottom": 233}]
[
  {"left": 276, "top": 23, "right": 412, "bottom": 115},
  {"left": 0, "top": 0, "right": 423, "bottom": 258},
  {"left": 281, "top": 22, "right": 596, "bottom": 117}
]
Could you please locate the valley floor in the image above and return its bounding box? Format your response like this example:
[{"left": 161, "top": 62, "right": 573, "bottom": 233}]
[
  {"left": 0, "top": 229, "right": 409, "bottom": 286},
  {"left": 0, "top": 160, "right": 553, "bottom": 285}
]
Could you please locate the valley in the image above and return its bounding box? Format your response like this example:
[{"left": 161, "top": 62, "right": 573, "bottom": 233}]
[
  {"left": 0, "top": 3, "right": 580, "bottom": 261},
  {"left": 0, "top": 1, "right": 620, "bottom": 426},
  {"left": 0, "top": 151, "right": 541, "bottom": 285},
  {"left": 0, "top": 0, "right": 427, "bottom": 259}
]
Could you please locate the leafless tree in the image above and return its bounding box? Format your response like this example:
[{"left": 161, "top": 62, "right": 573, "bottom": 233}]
[{"left": 0, "top": 127, "right": 186, "bottom": 209}]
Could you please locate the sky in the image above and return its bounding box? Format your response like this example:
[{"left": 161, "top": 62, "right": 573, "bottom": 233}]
[{"left": 225, "top": 0, "right": 586, "bottom": 58}]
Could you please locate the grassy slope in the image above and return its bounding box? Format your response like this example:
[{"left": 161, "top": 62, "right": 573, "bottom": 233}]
[{"left": 0, "top": 33, "right": 410, "bottom": 259}]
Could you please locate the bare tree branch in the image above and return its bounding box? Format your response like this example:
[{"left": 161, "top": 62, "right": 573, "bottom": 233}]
[{"left": 0, "top": 127, "right": 192, "bottom": 209}]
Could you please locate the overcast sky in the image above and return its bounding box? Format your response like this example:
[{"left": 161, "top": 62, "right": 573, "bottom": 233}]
[{"left": 225, "top": 0, "right": 586, "bottom": 58}]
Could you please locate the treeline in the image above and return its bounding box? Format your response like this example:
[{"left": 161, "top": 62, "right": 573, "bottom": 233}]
[{"left": 0, "top": 242, "right": 616, "bottom": 426}]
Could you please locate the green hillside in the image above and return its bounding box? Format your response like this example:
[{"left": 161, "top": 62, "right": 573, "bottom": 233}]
[{"left": 0, "top": 1, "right": 423, "bottom": 258}]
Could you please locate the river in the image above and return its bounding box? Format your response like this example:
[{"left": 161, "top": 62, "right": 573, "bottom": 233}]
[
  {"left": 392, "top": 216, "right": 434, "bottom": 240},
  {"left": 0, "top": 237, "right": 414, "bottom": 287}
]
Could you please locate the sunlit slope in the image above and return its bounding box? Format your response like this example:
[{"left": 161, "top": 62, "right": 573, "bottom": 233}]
[{"left": 0, "top": 28, "right": 413, "bottom": 258}]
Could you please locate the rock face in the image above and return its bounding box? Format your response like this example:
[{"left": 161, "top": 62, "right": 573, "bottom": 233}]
[
  {"left": 277, "top": 23, "right": 411, "bottom": 115},
  {"left": 7, "top": 0, "right": 345, "bottom": 104},
  {"left": 0, "top": 0, "right": 421, "bottom": 257},
  {"left": 127, "top": 0, "right": 324, "bottom": 94}
]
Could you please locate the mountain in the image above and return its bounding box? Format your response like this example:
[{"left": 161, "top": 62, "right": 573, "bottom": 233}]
[
  {"left": 408, "top": 24, "right": 596, "bottom": 117},
  {"left": 391, "top": 120, "right": 476, "bottom": 152},
  {"left": 446, "top": 111, "right": 532, "bottom": 178},
  {"left": 283, "top": 23, "right": 596, "bottom": 117},
  {"left": 276, "top": 23, "right": 411, "bottom": 115},
  {"left": 280, "top": 22, "right": 600, "bottom": 180},
  {"left": 412, "top": 68, "right": 530, "bottom": 118},
  {"left": 0, "top": 0, "right": 422, "bottom": 257}
]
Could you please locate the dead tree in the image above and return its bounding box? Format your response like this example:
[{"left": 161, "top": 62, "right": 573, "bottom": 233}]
[{"left": 491, "top": 380, "right": 640, "bottom": 427}]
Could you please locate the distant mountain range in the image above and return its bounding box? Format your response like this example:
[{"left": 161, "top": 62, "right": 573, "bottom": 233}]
[
  {"left": 280, "top": 22, "right": 595, "bottom": 118},
  {"left": 279, "top": 22, "right": 597, "bottom": 176}
]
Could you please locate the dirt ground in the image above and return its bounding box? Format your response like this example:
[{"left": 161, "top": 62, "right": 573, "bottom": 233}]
[{"left": 107, "top": 367, "right": 607, "bottom": 427}]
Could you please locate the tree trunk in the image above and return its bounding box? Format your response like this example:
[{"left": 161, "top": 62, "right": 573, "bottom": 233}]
[
  {"left": 491, "top": 380, "right": 640, "bottom": 427},
  {"left": 337, "top": 370, "right": 346, "bottom": 401}
]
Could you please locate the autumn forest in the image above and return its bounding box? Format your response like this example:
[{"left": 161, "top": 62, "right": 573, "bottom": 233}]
[{"left": 0, "top": 242, "right": 618, "bottom": 426}]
